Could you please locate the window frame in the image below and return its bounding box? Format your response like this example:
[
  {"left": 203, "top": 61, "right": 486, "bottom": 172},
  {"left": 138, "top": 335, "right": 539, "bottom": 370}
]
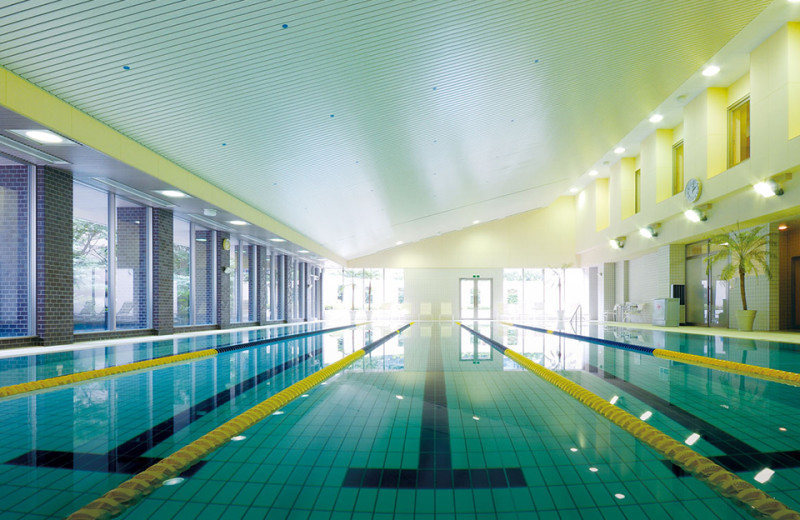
[{"left": 727, "top": 96, "right": 750, "bottom": 168}]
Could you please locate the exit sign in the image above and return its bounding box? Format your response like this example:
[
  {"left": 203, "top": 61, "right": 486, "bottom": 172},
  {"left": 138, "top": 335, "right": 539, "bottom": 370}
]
[{"left": 472, "top": 275, "right": 480, "bottom": 278}]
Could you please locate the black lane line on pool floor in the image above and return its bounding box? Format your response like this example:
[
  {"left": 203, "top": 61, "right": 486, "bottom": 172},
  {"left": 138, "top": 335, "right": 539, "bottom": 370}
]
[
  {"left": 343, "top": 330, "right": 527, "bottom": 489},
  {"left": 585, "top": 363, "right": 800, "bottom": 476},
  {"left": 4, "top": 345, "right": 323, "bottom": 476}
]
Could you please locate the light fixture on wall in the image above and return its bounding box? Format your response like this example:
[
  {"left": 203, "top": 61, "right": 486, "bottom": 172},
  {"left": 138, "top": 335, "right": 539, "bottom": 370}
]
[
  {"left": 753, "top": 179, "right": 784, "bottom": 197},
  {"left": 684, "top": 207, "right": 707, "bottom": 222},
  {"left": 639, "top": 224, "right": 660, "bottom": 238},
  {"left": 609, "top": 237, "right": 626, "bottom": 249},
  {"left": 222, "top": 266, "right": 235, "bottom": 274}
]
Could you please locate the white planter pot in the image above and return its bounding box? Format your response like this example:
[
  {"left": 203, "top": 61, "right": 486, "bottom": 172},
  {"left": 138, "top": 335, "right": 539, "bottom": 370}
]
[{"left": 736, "top": 310, "right": 757, "bottom": 331}]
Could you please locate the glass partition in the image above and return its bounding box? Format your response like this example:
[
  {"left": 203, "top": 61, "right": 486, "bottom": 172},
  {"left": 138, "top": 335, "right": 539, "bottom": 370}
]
[{"left": 73, "top": 184, "right": 109, "bottom": 331}]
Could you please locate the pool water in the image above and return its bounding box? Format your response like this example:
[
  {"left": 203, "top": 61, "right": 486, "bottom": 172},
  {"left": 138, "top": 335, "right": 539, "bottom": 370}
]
[{"left": 0, "top": 322, "right": 798, "bottom": 518}]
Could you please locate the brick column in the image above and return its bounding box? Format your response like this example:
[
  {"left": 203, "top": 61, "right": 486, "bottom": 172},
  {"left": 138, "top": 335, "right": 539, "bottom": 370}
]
[
  {"left": 36, "top": 166, "right": 73, "bottom": 346},
  {"left": 151, "top": 208, "right": 174, "bottom": 335},
  {"left": 217, "top": 232, "right": 230, "bottom": 329}
]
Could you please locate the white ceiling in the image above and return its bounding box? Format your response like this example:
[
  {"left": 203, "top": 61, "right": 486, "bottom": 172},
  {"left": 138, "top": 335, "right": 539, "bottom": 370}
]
[{"left": 0, "top": 0, "right": 778, "bottom": 259}]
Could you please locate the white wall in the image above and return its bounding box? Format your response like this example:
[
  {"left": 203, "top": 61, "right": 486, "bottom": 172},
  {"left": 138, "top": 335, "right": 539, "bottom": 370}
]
[{"left": 404, "top": 268, "right": 503, "bottom": 320}]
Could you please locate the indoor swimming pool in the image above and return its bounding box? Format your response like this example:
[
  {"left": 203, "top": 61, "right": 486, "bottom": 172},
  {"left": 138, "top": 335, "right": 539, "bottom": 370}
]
[{"left": 0, "top": 322, "right": 798, "bottom": 519}]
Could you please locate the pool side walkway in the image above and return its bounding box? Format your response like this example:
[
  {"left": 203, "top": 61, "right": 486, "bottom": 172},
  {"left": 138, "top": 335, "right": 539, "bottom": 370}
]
[{"left": 598, "top": 320, "right": 800, "bottom": 345}]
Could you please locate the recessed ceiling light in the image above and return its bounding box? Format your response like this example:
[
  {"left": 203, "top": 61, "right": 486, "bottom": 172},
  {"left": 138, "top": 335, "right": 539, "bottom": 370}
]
[
  {"left": 155, "top": 189, "right": 190, "bottom": 198},
  {"left": 614, "top": 147, "right": 625, "bottom": 154},
  {"left": 649, "top": 114, "right": 664, "bottom": 123},
  {"left": 297, "top": 250, "right": 309, "bottom": 253},
  {"left": 472, "top": 220, "right": 481, "bottom": 225},
  {"left": 395, "top": 240, "right": 404, "bottom": 245},
  {"left": 203, "top": 208, "right": 217, "bottom": 217},
  {"left": 24, "top": 130, "right": 64, "bottom": 144},
  {"left": 228, "top": 220, "right": 248, "bottom": 226},
  {"left": 702, "top": 65, "right": 720, "bottom": 77},
  {"left": 269, "top": 238, "right": 286, "bottom": 242},
  {"left": 588, "top": 170, "right": 598, "bottom": 177},
  {"left": 569, "top": 187, "right": 578, "bottom": 194}
]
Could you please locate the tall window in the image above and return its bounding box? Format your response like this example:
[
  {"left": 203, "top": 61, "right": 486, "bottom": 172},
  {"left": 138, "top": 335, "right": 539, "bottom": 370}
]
[
  {"left": 672, "top": 141, "right": 684, "bottom": 196},
  {"left": 633, "top": 169, "right": 641, "bottom": 214},
  {"left": 173, "top": 218, "right": 191, "bottom": 325},
  {"left": 230, "top": 236, "right": 239, "bottom": 322},
  {"left": 194, "top": 224, "right": 214, "bottom": 325},
  {"left": 74, "top": 184, "right": 109, "bottom": 331},
  {"left": 0, "top": 164, "right": 31, "bottom": 338},
  {"left": 115, "top": 197, "right": 148, "bottom": 329},
  {"left": 728, "top": 97, "right": 750, "bottom": 167}
]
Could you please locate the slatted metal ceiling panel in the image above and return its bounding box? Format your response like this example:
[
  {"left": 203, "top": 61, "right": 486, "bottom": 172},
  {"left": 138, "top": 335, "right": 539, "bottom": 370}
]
[{"left": 0, "top": 0, "right": 772, "bottom": 258}]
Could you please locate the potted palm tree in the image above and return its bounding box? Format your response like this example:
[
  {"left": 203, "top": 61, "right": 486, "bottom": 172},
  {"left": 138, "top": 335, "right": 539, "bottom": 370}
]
[{"left": 704, "top": 224, "right": 772, "bottom": 331}]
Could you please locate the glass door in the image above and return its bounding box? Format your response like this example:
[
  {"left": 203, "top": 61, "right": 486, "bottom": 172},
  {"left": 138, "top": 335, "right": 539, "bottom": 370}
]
[
  {"left": 460, "top": 278, "right": 493, "bottom": 320},
  {"left": 685, "top": 241, "right": 729, "bottom": 327}
]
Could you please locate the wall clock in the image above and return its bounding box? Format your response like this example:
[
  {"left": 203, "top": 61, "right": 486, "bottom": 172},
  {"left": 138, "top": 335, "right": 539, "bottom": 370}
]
[
  {"left": 221, "top": 238, "right": 231, "bottom": 251},
  {"left": 684, "top": 178, "right": 702, "bottom": 203}
]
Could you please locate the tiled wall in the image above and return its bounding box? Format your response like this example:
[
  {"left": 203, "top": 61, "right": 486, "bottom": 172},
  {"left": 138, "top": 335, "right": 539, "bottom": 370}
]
[
  {"left": 216, "top": 231, "right": 231, "bottom": 329},
  {"left": 0, "top": 165, "right": 30, "bottom": 338},
  {"left": 152, "top": 208, "right": 174, "bottom": 335},
  {"left": 36, "top": 166, "right": 73, "bottom": 346}
]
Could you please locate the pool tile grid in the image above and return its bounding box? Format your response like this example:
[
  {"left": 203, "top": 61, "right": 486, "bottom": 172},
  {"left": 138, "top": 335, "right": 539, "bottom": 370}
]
[
  {"left": 505, "top": 326, "right": 800, "bottom": 511},
  {"left": 120, "top": 331, "right": 752, "bottom": 519},
  {"left": 0, "top": 334, "right": 349, "bottom": 519}
]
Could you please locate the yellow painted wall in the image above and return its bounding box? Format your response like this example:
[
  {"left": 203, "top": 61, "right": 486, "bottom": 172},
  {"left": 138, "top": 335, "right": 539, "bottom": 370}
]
[
  {"left": 653, "top": 129, "right": 674, "bottom": 203},
  {"left": 787, "top": 23, "right": 800, "bottom": 140},
  {"left": 595, "top": 178, "right": 609, "bottom": 231},
  {"left": 618, "top": 158, "right": 636, "bottom": 220},
  {"left": 348, "top": 197, "right": 577, "bottom": 268}
]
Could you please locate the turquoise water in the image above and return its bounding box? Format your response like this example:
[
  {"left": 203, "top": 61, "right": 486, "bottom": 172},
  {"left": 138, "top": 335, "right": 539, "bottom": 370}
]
[{"left": 0, "top": 322, "right": 798, "bottom": 518}]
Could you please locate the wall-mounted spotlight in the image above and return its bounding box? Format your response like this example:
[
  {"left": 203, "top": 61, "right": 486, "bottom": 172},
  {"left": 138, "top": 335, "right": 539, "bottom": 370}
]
[
  {"left": 639, "top": 224, "right": 660, "bottom": 239},
  {"left": 753, "top": 179, "right": 784, "bottom": 198},
  {"left": 609, "top": 237, "right": 626, "bottom": 249},
  {"left": 222, "top": 266, "right": 235, "bottom": 274},
  {"left": 684, "top": 208, "right": 707, "bottom": 222}
]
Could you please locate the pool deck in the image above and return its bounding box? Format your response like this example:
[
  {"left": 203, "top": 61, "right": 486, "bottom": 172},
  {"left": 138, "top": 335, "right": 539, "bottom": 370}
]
[{"left": 598, "top": 320, "right": 800, "bottom": 345}]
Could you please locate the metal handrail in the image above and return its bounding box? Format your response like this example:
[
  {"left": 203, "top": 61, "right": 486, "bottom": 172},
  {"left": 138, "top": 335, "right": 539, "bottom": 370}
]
[{"left": 569, "top": 304, "right": 582, "bottom": 332}]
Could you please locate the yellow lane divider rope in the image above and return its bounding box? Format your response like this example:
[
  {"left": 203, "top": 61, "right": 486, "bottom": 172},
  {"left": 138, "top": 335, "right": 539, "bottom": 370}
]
[
  {"left": 459, "top": 323, "right": 800, "bottom": 520},
  {"left": 0, "top": 324, "right": 363, "bottom": 400},
  {"left": 66, "top": 323, "right": 413, "bottom": 520},
  {"left": 503, "top": 321, "right": 800, "bottom": 389},
  {"left": 652, "top": 349, "right": 800, "bottom": 387},
  {"left": 0, "top": 350, "right": 216, "bottom": 399}
]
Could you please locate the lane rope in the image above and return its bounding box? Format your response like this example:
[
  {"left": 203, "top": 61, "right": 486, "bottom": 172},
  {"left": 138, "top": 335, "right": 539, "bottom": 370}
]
[
  {"left": 506, "top": 322, "right": 800, "bottom": 388},
  {"left": 66, "top": 323, "right": 413, "bottom": 520},
  {"left": 459, "top": 322, "right": 800, "bottom": 520},
  {"left": 0, "top": 323, "right": 361, "bottom": 400}
]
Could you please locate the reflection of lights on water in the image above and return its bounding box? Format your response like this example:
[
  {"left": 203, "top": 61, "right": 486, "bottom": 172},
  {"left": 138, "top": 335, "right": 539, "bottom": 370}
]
[
  {"left": 164, "top": 478, "right": 185, "bottom": 486},
  {"left": 231, "top": 435, "right": 246, "bottom": 442},
  {"left": 779, "top": 427, "right": 787, "bottom": 432},
  {"left": 754, "top": 468, "right": 775, "bottom": 484},
  {"left": 614, "top": 493, "right": 626, "bottom": 500},
  {"left": 472, "top": 416, "right": 480, "bottom": 421},
  {"left": 720, "top": 404, "right": 729, "bottom": 409},
  {"left": 589, "top": 467, "right": 599, "bottom": 473},
  {"left": 639, "top": 411, "right": 653, "bottom": 421},
  {"left": 609, "top": 395, "right": 619, "bottom": 405},
  {"left": 685, "top": 433, "right": 701, "bottom": 446},
  {"left": 273, "top": 411, "right": 285, "bottom": 415},
  {"left": 570, "top": 448, "right": 578, "bottom": 453},
  {"left": 396, "top": 395, "right": 404, "bottom": 400}
]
